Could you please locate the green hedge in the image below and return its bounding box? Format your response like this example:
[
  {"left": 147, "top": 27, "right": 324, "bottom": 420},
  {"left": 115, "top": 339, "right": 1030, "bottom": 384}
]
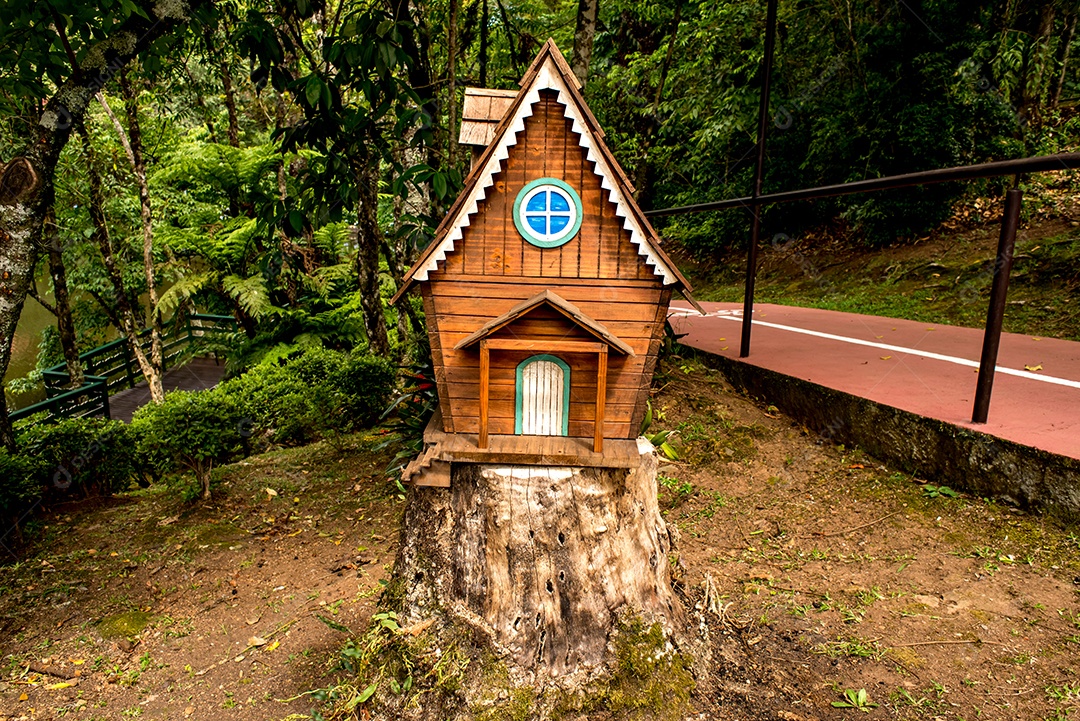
[
  {"left": 131, "top": 387, "right": 248, "bottom": 501},
  {"left": 218, "top": 346, "right": 395, "bottom": 445},
  {"left": 0, "top": 347, "right": 397, "bottom": 541},
  {"left": 0, "top": 418, "right": 144, "bottom": 544}
]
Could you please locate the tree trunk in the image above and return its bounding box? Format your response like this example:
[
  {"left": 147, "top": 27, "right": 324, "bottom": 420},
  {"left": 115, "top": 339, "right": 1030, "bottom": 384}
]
[
  {"left": 392, "top": 0, "right": 440, "bottom": 218},
  {"left": 479, "top": 0, "right": 489, "bottom": 87},
  {"left": 447, "top": 0, "right": 459, "bottom": 168},
  {"left": 367, "top": 451, "right": 690, "bottom": 719},
  {"left": 1018, "top": 3, "right": 1056, "bottom": 129},
  {"left": 99, "top": 72, "right": 165, "bottom": 403},
  {"left": 571, "top": 0, "right": 600, "bottom": 88},
  {"left": 78, "top": 125, "right": 161, "bottom": 398},
  {"left": 0, "top": 160, "right": 42, "bottom": 451},
  {"left": 43, "top": 204, "right": 84, "bottom": 387},
  {"left": 203, "top": 26, "right": 241, "bottom": 148},
  {"left": 1052, "top": 12, "right": 1076, "bottom": 109},
  {"left": 633, "top": 4, "right": 681, "bottom": 209},
  {"left": 0, "top": 0, "right": 207, "bottom": 448},
  {"left": 355, "top": 158, "right": 391, "bottom": 357}
]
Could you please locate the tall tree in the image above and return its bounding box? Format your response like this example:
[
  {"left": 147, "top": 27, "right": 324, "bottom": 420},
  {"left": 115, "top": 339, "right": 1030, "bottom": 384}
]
[
  {"left": 97, "top": 72, "right": 166, "bottom": 403},
  {"left": 447, "top": 0, "right": 460, "bottom": 167},
  {"left": 42, "top": 205, "right": 83, "bottom": 387},
  {"left": 0, "top": 0, "right": 214, "bottom": 450},
  {"left": 77, "top": 123, "right": 163, "bottom": 401},
  {"left": 571, "top": 0, "right": 599, "bottom": 87},
  {"left": 238, "top": 1, "right": 442, "bottom": 358}
]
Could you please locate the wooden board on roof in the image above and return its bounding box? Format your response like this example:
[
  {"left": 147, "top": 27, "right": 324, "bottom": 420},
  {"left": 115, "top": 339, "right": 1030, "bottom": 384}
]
[{"left": 459, "top": 87, "right": 519, "bottom": 147}]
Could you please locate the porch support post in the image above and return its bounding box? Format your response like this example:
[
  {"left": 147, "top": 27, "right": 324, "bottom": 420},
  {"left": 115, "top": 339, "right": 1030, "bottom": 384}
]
[
  {"left": 594, "top": 346, "right": 607, "bottom": 453},
  {"left": 479, "top": 340, "right": 490, "bottom": 449}
]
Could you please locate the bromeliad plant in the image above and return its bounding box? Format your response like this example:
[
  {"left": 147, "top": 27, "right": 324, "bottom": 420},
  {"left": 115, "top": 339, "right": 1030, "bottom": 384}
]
[
  {"left": 376, "top": 345, "right": 439, "bottom": 484},
  {"left": 640, "top": 399, "right": 680, "bottom": 460}
]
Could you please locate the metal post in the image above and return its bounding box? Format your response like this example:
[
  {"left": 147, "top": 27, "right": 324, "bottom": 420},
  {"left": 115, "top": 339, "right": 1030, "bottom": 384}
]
[
  {"left": 972, "top": 186, "right": 1022, "bottom": 423},
  {"left": 740, "top": 0, "right": 778, "bottom": 358}
]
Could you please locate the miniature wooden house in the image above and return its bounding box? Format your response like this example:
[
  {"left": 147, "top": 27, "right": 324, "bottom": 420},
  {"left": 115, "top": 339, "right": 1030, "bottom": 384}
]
[{"left": 393, "top": 41, "right": 699, "bottom": 486}]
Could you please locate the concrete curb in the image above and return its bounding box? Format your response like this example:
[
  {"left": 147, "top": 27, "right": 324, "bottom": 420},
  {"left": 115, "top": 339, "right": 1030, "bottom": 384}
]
[{"left": 694, "top": 348, "right": 1080, "bottom": 520}]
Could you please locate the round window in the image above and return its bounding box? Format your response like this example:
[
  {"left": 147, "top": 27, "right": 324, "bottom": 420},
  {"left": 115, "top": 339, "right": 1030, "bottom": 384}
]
[{"left": 513, "top": 178, "right": 583, "bottom": 248}]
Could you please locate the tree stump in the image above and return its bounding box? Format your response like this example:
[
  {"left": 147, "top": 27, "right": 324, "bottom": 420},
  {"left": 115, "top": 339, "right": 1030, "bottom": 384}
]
[{"left": 362, "top": 448, "right": 692, "bottom": 719}]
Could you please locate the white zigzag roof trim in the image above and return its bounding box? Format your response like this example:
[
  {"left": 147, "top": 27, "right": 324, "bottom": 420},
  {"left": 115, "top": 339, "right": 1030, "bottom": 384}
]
[{"left": 414, "top": 58, "right": 677, "bottom": 285}]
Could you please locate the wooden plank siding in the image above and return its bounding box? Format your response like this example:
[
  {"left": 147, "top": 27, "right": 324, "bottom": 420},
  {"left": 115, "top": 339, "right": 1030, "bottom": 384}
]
[
  {"left": 425, "top": 89, "right": 673, "bottom": 440},
  {"left": 430, "top": 288, "right": 659, "bottom": 439},
  {"left": 429, "top": 90, "right": 661, "bottom": 284}
]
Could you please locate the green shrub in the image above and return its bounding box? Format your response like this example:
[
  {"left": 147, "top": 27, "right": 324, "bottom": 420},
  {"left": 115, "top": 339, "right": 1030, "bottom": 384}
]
[
  {"left": 0, "top": 448, "right": 41, "bottom": 538},
  {"left": 336, "top": 353, "right": 395, "bottom": 426},
  {"left": 218, "top": 346, "right": 395, "bottom": 445},
  {"left": 16, "top": 417, "right": 142, "bottom": 499},
  {"left": 131, "top": 388, "right": 247, "bottom": 500}
]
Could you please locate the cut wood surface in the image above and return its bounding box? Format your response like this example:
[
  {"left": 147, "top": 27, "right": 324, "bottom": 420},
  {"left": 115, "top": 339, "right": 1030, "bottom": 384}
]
[{"left": 393, "top": 452, "right": 682, "bottom": 678}]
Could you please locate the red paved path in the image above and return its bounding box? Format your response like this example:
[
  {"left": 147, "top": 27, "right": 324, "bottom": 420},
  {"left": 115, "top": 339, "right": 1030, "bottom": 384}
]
[{"left": 669, "top": 302, "right": 1080, "bottom": 461}]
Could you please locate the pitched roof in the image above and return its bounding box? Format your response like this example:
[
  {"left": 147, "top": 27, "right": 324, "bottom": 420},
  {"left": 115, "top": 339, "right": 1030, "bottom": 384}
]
[
  {"left": 453, "top": 289, "right": 636, "bottom": 356},
  {"left": 458, "top": 87, "right": 519, "bottom": 147},
  {"left": 391, "top": 39, "right": 697, "bottom": 305}
]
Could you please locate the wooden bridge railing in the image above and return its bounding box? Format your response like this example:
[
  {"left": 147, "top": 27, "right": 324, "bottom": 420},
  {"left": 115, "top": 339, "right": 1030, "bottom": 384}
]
[{"left": 11, "top": 314, "right": 237, "bottom": 426}]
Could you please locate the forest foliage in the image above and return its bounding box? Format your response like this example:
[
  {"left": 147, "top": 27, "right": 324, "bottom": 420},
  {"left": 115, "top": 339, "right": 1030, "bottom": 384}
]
[{"left": 0, "top": 0, "right": 1076, "bottom": 521}]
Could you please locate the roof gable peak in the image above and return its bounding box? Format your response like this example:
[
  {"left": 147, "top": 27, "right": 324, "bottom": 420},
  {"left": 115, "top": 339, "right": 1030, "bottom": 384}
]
[{"left": 393, "top": 41, "right": 696, "bottom": 304}]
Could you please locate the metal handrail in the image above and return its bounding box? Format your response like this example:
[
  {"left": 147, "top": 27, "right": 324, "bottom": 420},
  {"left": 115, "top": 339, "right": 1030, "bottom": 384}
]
[
  {"left": 644, "top": 152, "right": 1080, "bottom": 217},
  {"left": 14, "top": 313, "right": 237, "bottom": 426},
  {"left": 639, "top": 0, "right": 1079, "bottom": 425}
]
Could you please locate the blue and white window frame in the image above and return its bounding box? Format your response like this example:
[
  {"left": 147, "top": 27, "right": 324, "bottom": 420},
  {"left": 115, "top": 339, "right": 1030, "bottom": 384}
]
[{"left": 512, "top": 178, "right": 583, "bottom": 249}]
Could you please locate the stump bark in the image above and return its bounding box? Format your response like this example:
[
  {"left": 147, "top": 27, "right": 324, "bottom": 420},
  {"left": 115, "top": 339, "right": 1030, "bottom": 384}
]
[{"left": 369, "top": 448, "right": 690, "bottom": 719}]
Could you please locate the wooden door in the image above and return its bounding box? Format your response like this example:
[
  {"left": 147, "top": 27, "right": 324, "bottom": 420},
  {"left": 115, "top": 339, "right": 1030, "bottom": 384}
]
[{"left": 516, "top": 355, "right": 570, "bottom": 436}]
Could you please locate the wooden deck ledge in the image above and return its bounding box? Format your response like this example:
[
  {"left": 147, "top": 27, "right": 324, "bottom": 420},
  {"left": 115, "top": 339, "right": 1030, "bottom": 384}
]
[{"left": 416, "top": 407, "right": 647, "bottom": 474}]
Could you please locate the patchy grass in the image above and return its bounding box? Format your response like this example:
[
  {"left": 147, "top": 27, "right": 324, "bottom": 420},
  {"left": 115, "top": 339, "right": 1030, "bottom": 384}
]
[
  {"left": 684, "top": 217, "right": 1080, "bottom": 342},
  {"left": 0, "top": 433, "right": 402, "bottom": 720}
]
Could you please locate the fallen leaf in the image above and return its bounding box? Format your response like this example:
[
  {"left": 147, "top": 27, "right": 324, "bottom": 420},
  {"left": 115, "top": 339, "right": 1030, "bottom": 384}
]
[
  {"left": 248, "top": 636, "right": 268, "bottom": 647},
  {"left": 265, "top": 640, "right": 280, "bottom": 652},
  {"left": 1024, "top": 364, "right": 1043, "bottom": 372},
  {"left": 19, "top": 693, "right": 28, "bottom": 701},
  {"left": 185, "top": 707, "right": 194, "bottom": 717},
  {"left": 86, "top": 549, "right": 96, "bottom": 555},
  {"left": 880, "top": 355, "right": 892, "bottom": 360},
  {"left": 70, "top": 659, "right": 84, "bottom": 665},
  {"left": 718, "top": 337, "right": 726, "bottom": 341},
  {"left": 1032, "top": 337, "right": 1042, "bottom": 341},
  {"left": 264, "top": 488, "right": 278, "bottom": 498},
  {"left": 46, "top": 682, "right": 75, "bottom": 690},
  {"left": 721, "top": 346, "right": 729, "bottom": 351},
  {"left": 233, "top": 654, "right": 245, "bottom": 663},
  {"left": 848, "top": 464, "right": 865, "bottom": 469}
]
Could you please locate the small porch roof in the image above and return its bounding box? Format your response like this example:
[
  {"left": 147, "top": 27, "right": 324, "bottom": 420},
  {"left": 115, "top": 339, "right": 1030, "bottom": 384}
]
[{"left": 453, "top": 289, "right": 636, "bottom": 356}]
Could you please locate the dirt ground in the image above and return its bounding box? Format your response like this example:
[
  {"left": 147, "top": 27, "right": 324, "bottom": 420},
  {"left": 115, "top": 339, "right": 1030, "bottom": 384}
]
[
  {"left": 0, "top": 439, "right": 402, "bottom": 720},
  {"left": 2, "top": 357, "right": 1079, "bottom": 720}
]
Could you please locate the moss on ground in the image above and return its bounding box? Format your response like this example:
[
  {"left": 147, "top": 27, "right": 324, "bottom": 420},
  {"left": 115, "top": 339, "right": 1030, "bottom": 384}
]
[
  {"left": 97, "top": 611, "right": 152, "bottom": 640},
  {"left": 550, "top": 616, "right": 694, "bottom": 721}
]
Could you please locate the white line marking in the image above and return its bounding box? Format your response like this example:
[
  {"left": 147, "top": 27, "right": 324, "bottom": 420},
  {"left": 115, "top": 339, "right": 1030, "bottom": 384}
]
[{"left": 668, "top": 308, "right": 1080, "bottom": 391}]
